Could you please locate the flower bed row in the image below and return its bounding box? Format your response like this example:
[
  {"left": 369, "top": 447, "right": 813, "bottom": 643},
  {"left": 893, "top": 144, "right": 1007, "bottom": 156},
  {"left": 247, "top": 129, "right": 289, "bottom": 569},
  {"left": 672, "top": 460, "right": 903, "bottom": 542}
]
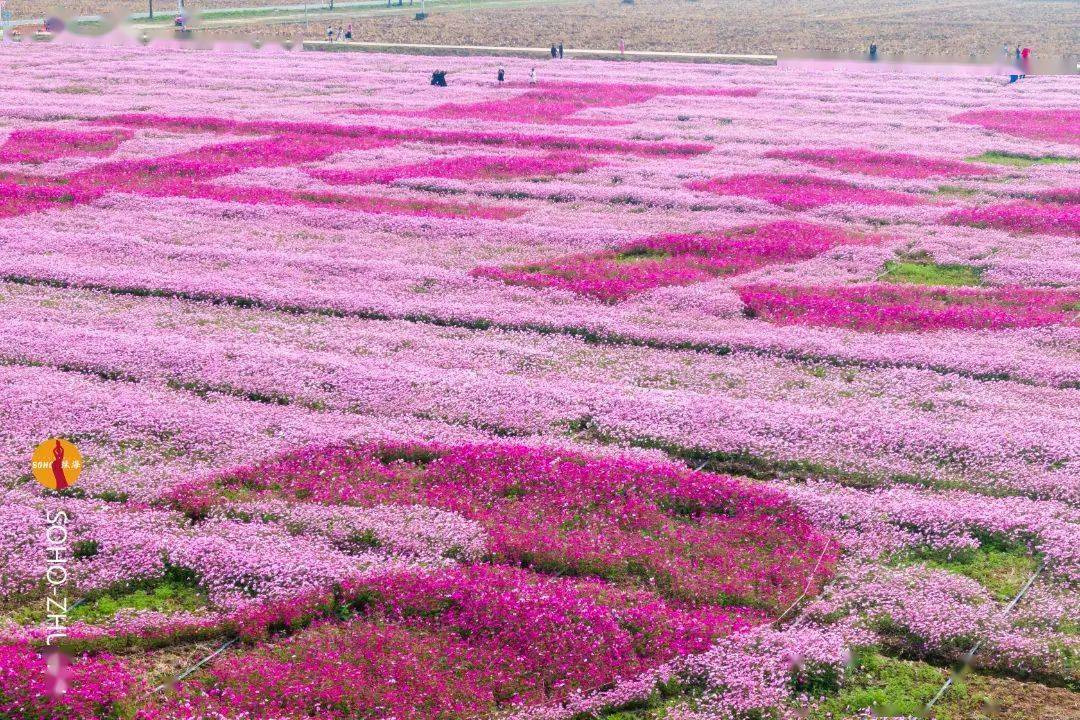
[
  {"left": 472, "top": 220, "right": 873, "bottom": 302},
  {"left": 354, "top": 80, "right": 760, "bottom": 126},
  {"left": 737, "top": 283, "right": 1080, "bottom": 332}
]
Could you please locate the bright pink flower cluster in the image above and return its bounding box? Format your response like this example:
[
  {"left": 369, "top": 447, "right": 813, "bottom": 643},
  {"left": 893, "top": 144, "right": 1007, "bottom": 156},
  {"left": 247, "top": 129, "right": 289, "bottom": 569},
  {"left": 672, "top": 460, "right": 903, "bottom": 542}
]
[
  {"left": 738, "top": 283, "right": 1080, "bottom": 332},
  {"left": 313, "top": 152, "right": 599, "bottom": 185},
  {"left": 946, "top": 200, "right": 1080, "bottom": 237},
  {"left": 765, "top": 147, "right": 994, "bottom": 179},
  {"left": 0, "top": 644, "right": 139, "bottom": 720},
  {"left": 173, "top": 442, "right": 835, "bottom": 610},
  {"left": 358, "top": 80, "right": 759, "bottom": 126},
  {"left": 472, "top": 221, "right": 870, "bottom": 302},
  {"left": 94, "top": 113, "right": 711, "bottom": 157},
  {"left": 688, "top": 173, "right": 922, "bottom": 209},
  {"left": 140, "top": 564, "right": 762, "bottom": 720},
  {"left": 0, "top": 128, "right": 133, "bottom": 164},
  {"left": 143, "top": 620, "right": 505, "bottom": 720},
  {"left": 949, "top": 108, "right": 1080, "bottom": 145},
  {"left": 0, "top": 175, "right": 99, "bottom": 219},
  {"left": 0, "top": 133, "right": 522, "bottom": 221},
  {"left": 1038, "top": 187, "right": 1079, "bottom": 205}
]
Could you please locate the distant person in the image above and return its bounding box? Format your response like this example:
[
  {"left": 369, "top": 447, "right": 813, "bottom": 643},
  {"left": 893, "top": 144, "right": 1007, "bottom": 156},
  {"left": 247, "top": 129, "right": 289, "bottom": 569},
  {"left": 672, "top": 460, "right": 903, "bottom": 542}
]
[
  {"left": 431, "top": 70, "right": 448, "bottom": 86},
  {"left": 869, "top": 42, "right": 878, "bottom": 59},
  {"left": 327, "top": 25, "right": 334, "bottom": 42},
  {"left": 529, "top": 67, "right": 537, "bottom": 84},
  {"left": 558, "top": 42, "right": 564, "bottom": 58},
  {"left": 1015, "top": 45, "right": 1021, "bottom": 61},
  {"left": 345, "top": 22, "right": 353, "bottom": 41},
  {"left": 497, "top": 66, "right": 505, "bottom": 83},
  {"left": 551, "top": 44, "right": 558, "bottom": 59},
  {"left": 619, "top": 38, "right": 625, "bottom": 55}
]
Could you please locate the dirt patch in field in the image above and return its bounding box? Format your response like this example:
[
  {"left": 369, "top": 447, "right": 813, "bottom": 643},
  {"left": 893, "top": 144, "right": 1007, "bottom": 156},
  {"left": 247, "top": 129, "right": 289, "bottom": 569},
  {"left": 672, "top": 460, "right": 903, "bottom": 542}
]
[
  {"left": 11, "top": 0, "right": 1078, "bottom": 58},
  {"left": 975, "top": 675, "right": 1080, "bottom": 720},
  {"left": 198, "top": 0, "right": 1080, "bottom": 58}
]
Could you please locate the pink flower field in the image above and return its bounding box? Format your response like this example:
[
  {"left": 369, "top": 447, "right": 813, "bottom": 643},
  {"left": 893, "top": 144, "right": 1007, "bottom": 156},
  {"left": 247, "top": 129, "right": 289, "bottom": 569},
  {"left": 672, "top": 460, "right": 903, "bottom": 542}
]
[{"left": 0, "top": 39, "right": 1076, "bottom": 720}]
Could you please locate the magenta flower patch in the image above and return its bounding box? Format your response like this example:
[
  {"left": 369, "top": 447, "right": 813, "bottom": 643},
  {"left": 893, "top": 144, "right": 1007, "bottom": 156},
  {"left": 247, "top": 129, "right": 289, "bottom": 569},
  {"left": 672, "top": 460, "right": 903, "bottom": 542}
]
[
  {"left": 1037, "top": 187, "right": 1080, "bottom": 205},
  {"left": 946, "top": 200, "right": 1079, "bottom": 237},
  {"left": 93, "top": 112, "right": 712, "bottom": 157},
  {"left": 0, "top": 132, "right": 523, "bottom": 220},
  {"left": 312, "top": 152, "right": 600, "bottom": 185},
  {"left": 0, "top": 644, "right": 139, "bottom": 718},
  {"left": 950, "top": 108, "right": 1080, "bottom": 145},
  {"left": 173, "top": 442, "right": 834, "bottom": 611},
  {"left": 356, "top": 80, "right": 760, "bottom": 126},
  {"left": 0, "top": 174, "right": 99, "bottom": 218},
  {"left": 689, "top": 173, "right": 923, "bottom": 209},
  {"left": 0, "top": 128, "right": 133, "bottom": 164},
  {"left": 765, "top": 147, "right": 994, "bottom": 179},
  {"left": 738, "top": 283, "right": 1080, "bottom": 332},
  {"left": 140, "top": 565, "right": 761, "bottom": 720},
  {"left": 473, "top": 220, "right": 872, "bottom": 302}
]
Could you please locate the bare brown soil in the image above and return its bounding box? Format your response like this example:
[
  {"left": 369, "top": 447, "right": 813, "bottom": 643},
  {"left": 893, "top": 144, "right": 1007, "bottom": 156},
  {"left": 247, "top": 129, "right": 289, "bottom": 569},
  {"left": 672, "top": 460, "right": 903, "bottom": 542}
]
[
  {"left": 8, "top": 0, "right": 1079, "bottom": 58},
  {"left": 974, "top": 675, "right": 1080, "bottom": 720},
  {"left": 202, "top": 0, "right": 1080, "bottom": 58}
]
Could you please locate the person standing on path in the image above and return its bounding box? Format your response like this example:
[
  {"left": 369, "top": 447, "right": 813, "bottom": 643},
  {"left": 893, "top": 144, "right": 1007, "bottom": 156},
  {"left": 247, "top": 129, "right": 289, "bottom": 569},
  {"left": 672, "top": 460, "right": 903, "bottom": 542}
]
[
  {"left": 550, "top": 44, "right": 557, "bottom": 59},
  {"left": 619, "top": 38, "right": 625, "bottom": 55},
  {"left": 529, "top": 67, "right": 537, "bottom": 84},
  {"left": 497, "top": 66, "right": 505, "bottom": 84},
  {"left": 558, "top": 42, "right": 564, "bottom": 58}
]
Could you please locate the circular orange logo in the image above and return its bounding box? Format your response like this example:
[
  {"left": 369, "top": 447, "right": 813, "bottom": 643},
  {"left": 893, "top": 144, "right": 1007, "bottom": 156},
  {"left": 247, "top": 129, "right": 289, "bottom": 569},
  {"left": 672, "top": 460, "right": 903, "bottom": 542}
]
[{"left": 31, "top": 438, "right": 82, "bottom": 491}]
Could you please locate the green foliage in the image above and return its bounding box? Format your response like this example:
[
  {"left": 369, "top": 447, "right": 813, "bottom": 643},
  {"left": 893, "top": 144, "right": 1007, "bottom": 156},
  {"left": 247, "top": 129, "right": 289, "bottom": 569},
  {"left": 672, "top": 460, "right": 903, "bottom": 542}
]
[
  {"left": 71, "top": 540, "right": 100, "bottom": 558},
  {"left": 93, "top": 489, "right": 131, "bottom": 503},
  {"left": 69, "top": 574, "right": 208, "bottom": 624},
  {"left": 933, "top": 185, "right": 980, "bottom": 198},
  {"left": 882, "top": 259, "right": 983, "bottom": 287},
  {"left": 810, "top": 650, "right": 980, "bottom": 720},
  {"left": 968, "top": 151, "right": 1077, "bottom": 168},
  {"left": 347, "top": 528, "right": 383, "bottom": 550},
  {"left": 614, "top": 247, "right": 670, "bottom": 265},
  {"left": 897, "top": 538, "right": 1038, "bottom": 601}
]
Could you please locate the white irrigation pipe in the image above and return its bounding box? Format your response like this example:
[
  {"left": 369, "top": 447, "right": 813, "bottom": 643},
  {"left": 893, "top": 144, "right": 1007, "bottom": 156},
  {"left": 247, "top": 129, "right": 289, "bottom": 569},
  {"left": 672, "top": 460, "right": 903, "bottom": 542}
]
[
  {"left": 770, "top": 536, "right": 833, "bottom": 626},
  {"left": 147, "top": 636, "right": 238, "bottom": 695},
  {"left": 923, "top": 561, "right": 1045, "bottom": 711}
]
